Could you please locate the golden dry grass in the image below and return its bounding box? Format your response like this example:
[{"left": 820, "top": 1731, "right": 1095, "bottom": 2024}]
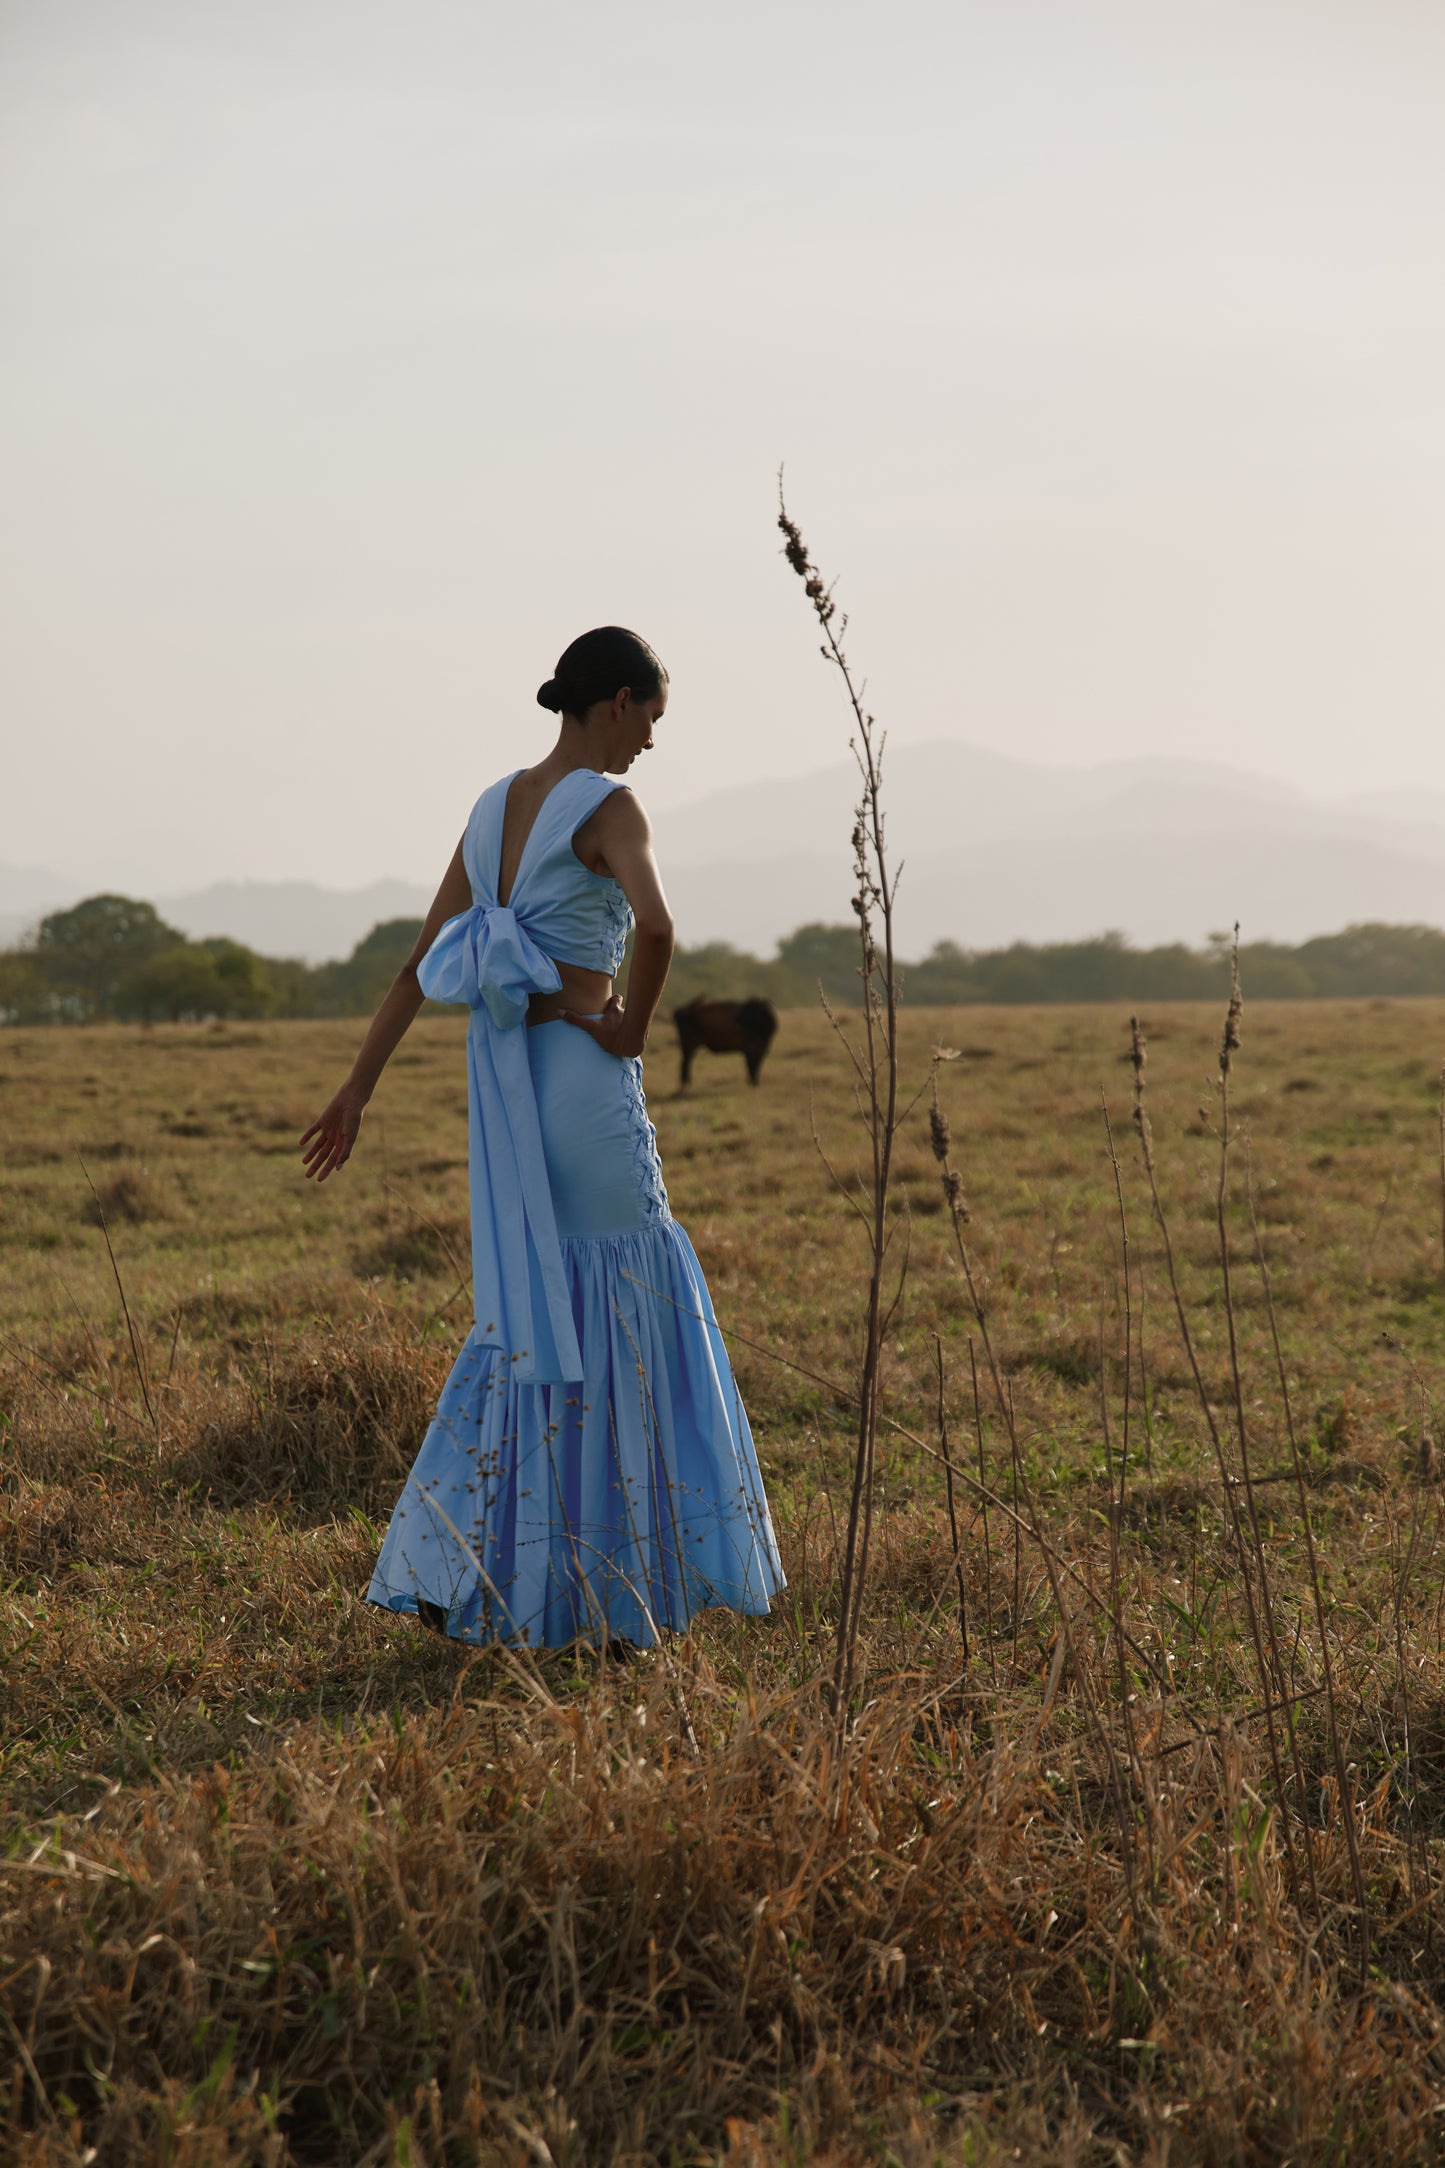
[{"left": 4, "top": 1000, "right": 1445, "bottom": 2163}]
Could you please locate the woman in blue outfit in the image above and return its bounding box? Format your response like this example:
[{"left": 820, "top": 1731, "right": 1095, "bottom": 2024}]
[{"left": 300, "top": 626, "right": 784, "bottom": 1651}]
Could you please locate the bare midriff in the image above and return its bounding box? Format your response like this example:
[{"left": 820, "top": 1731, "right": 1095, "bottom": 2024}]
[{"left": 526, "top": 959, "right": 613, "bottom": 1027}]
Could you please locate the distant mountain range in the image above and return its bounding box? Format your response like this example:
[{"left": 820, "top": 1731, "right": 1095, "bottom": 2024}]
[
  {"left": 652, "top": 745, "right": 1445, "bottom": 953},
  {"left": 157, "top": 880, "right": 433, "bottom": 967},
  {"left": 7, "top": 743, "right": 1445, "bottom": 962}
]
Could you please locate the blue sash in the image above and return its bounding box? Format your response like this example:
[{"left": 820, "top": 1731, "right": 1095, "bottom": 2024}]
[{"left": 418, "top": 902, "right": 583, "bottom": 1382}]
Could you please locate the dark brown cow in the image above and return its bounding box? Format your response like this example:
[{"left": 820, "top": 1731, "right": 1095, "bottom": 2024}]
[{"left": 673, "top": 996, "right": 779, "bottom": 1088}]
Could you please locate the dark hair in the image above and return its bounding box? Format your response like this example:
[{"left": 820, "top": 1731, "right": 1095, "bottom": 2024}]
[{"left": 536, "top": 626, "right": 667, "bottom": 718}]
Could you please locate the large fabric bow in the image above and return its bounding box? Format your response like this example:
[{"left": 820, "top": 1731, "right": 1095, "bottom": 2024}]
[
  {"left": 418, "top": 904, "right": 581, "bottom": 1383},
  {"left": 418, "top": 902, "right": 562, "bottom": 1027}
]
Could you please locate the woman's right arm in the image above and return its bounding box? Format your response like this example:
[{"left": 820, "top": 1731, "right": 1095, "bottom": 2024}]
[
  {"left": 563, "top": 792, "right": 675, "bottom": 1061},
  {"left": 299, "top": 839, "right": 473, "bottom": 1182}
]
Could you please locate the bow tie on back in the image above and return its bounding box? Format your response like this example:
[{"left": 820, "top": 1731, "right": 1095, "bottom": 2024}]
[{"left": 418, "top": 902, "right": 563, "bottom": 1028}]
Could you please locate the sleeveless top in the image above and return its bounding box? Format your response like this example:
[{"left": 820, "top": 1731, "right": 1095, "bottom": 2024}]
[{"left": 416, "top": 768, "right": 631, "bottom": 1382}]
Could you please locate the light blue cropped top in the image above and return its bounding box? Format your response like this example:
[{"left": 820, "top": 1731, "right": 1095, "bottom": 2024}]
[
  {"left": 468, "top": 768, "right": 632, "bottom": 974},
  {"left": 416, "top": 768, "right": 631, "bottom": 1382}
]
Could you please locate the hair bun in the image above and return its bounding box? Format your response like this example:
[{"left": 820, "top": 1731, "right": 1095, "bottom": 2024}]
[{"left": 534, "top": 629, "right": 666, "bottom": 722}]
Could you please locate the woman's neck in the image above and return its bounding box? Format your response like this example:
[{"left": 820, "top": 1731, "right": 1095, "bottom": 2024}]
[{"left": 537, "top": 721, "right": 617, "bottom": 778}]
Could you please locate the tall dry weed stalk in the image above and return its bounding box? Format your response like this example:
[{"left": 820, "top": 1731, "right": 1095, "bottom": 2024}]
[
  {"left": 1131, "top": 948, "right": 1373, "bottom": 1975},
  {"left": 1211, "top": 937, "right": 1318, "bottom": 1913},
  {"left": 777, "top": 483, "right": 902, "bottom": 1715}
]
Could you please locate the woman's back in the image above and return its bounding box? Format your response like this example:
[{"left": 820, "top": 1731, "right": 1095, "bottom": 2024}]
[{"left": 463, "top": 766, "right": 633, "bottom": 978}]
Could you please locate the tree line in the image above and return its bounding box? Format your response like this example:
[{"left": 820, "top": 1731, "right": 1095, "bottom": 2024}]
[
  {"left": 662, "top": 921, "right": 1445, "bottom": 1007},
  {"left": 6, "top": 893, "right": 1445, "bottom": 1025},
  {"left": 0, "top": 896, "right": 426, "bottom": 1025}
]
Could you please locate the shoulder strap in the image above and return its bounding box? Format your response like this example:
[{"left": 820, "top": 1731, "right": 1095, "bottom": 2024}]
[
  {"left": 556, "top": 767, "right": 621, "bottom": 839},
  {"left": 521, "top": 768, "right": 621, "bottom": 876},
  {"left": 462, "top": 773, "right": 518, "bottom": 904}
]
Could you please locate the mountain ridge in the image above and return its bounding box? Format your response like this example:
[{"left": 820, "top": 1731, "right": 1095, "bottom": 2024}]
[{"left": 5, "top": 743, "right": 1445, "bottom": 961}]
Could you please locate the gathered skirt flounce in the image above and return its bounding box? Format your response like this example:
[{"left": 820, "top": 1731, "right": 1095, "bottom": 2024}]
[{"left": 366, "top": 1217, "right": 783, "bottom": 1647}]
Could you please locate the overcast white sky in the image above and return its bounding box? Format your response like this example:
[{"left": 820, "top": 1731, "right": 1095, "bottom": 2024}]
[{"left": 4, "top": 0, "right": 1445, "bottom": 893}]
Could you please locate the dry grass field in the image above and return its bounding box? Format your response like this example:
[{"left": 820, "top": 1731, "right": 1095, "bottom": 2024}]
[{"left": 5, "top": 996, "right": 1445, "bottom": 2164}]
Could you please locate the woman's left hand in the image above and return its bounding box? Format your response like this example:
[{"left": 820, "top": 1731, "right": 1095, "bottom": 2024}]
[
  {"left": 299, "top": 1081, "right": 369, "bottom": 1181},
  {"left": 562, "top": 995, "right": 647, "bottom": 1061}
]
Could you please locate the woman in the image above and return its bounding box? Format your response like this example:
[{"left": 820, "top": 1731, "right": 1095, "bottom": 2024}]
[{"left": 300, "top": 626, "right": 784, "bottom": 1650}]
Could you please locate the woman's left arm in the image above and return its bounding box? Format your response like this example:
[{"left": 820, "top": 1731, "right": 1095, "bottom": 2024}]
[{"left": 565, "top": 792, "right": 675, "bottom": 1060}]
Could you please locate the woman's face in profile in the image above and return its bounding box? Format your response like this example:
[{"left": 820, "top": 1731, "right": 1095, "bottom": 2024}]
[{"left": 606, "top": 685, "right": 667, "bottom": 772}]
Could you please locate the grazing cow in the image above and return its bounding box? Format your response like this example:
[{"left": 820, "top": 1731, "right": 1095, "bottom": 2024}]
[{"left": 673, "top": 996, "right": 779, "bottom": 1089}]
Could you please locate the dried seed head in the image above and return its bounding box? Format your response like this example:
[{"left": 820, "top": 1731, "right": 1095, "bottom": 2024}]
[
  {"left": 1219, "top": 929, "right": 1243, "bottom": 1076},
  {"left": 777, "top": 509, "right": 808, "bottom": 577},
  {"left": 943, "top": 1168, "right": 969, "bottom": 1220},
  {"left": 1129, "top": 1015, "right": 1158, "bottom": 1171},
  {"left": 777, "top": 507, "right": 835, "bottom": 622},
  {"left": 929, "top": 1103, "right": 951, "bottom": 1162},
  {"left": 1129, "top": 1018, "right": 1147, "bottom": 1122},
  {"left": 1222, "top": 993, "right": 1242, "bottom": 1059}
]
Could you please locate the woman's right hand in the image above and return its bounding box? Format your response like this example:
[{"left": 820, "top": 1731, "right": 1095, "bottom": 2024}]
[
  {"left": 300, "top": 1082, "right": 368, "bottom": 1182},
  {"left": 562, "top": 994, "right": 648, "bottom": 1060}
]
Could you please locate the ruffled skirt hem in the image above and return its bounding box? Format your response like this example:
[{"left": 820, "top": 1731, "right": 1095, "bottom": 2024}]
[{"left": 365, "top": 1218, "right": 784, "bottom": 1648}]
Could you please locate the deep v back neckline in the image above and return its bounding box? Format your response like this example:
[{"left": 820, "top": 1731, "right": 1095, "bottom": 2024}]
[{"left": 495, "top": 768, "right": 591, "bottom": 909}]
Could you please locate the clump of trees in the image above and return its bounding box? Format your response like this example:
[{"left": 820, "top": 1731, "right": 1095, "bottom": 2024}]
[
  {"left": 7, "top": 895, "right": 1445, "bottom": 1025},
  {"left": 0, "top": 896, "right": 427, "bottom": 1025}
]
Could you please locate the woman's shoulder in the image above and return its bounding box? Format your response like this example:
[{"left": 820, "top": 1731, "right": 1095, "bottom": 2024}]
[
  {"left": 569, "top": 779, "right": 648, "bottom": 839},
  {"left": 575, "top": 773, "right": 641, "bottom": 813},
  {"left": 584, "top": 781, "right": 648, "bottom": 830}
]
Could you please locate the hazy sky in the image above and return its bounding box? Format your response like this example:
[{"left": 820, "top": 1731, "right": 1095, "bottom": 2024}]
[{"left": 4, "top": 0, "right": 1445, "bottom": 894}]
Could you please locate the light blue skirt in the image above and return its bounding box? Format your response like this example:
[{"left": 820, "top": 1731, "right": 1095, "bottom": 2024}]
[{"left": 366, "top": 1021, "right": 785, "bottom": 1647}]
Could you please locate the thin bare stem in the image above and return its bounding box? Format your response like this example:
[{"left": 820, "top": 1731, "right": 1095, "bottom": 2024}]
[
  {"left": 1211, "top": 942, "right": 1313, "bottom": 1909},
  {"left": 1244, "top": 1143, "right": 1370, "bottom": 1979},
  {"left": 969, "top": 1338, "right": 998, "bottom": 1693},
  {"left": 1100, "top": 1093, "right": 1133, "bottom": 1516},
  {"left": 934, "top": 1336, "right": 969, "bottom": 1663},
  {"left": 75, "top": 1150, "right": 157, "bottom": 1439},
  {"left": 1097, "top": 1308, "right": 1151, "bottom": 1871}
]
